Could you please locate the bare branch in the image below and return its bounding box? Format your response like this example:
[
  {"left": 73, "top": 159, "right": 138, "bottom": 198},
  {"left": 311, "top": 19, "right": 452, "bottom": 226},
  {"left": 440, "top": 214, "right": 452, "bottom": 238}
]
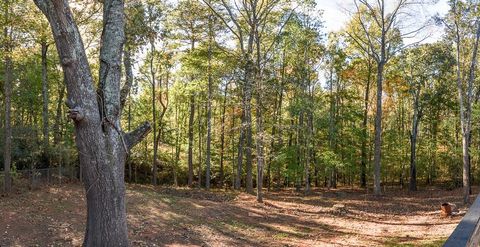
[
  {"left": 201, "top": 0, "right": 244, "bottom": 51},
  {"left": 125, "top": 122, "right": 152, "bottom": 150}
]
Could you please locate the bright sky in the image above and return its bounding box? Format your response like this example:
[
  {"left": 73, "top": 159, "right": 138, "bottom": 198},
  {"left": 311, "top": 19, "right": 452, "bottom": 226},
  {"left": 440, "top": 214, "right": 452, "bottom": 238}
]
[{"left": 317, "top": 0, "right": 451, "bottom": 43}]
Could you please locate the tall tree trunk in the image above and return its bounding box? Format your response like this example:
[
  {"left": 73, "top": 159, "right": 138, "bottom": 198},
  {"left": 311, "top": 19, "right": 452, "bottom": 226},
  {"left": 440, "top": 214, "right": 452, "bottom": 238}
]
[
  {"left": 219, "top": 82, "right": 228, "bottom": 188},
  {"left": 41, "top": 40, "right": 50, "bottom": 158},
  {"left": 254, "top": 29, "right": 264, "bottom": 202},
  {"left": 33, "top": 1, "right": 151, "bottom": 245},
  {"left": 198, "top": 102, "right": 202, "bottom": 188},
  {"left": 187, "top": 39, "right": 196, "bottom": 187},
  {"left": 327, "top": 60, "right": 336, "bottom": 189},
  {"left": 453, "top": 10, "right": 480, "bottom": 203},
  {"left": 123, "top": 48, "right": 134, "bottom": 181},
  {"left": 150, "top": 40, "right": 158, "bottom": 186},
  {"left": 242, "top": 53, "right": 255, "bottom": 194},
  {"left": 230, "top": 110, "right": 237, "bottom": 188},
  {"left": 3, "top": 0, "right": 12, "bottom": 194},
  {"left": 306, "top": 108, "right": 314, "bottom": 194},
  {"left": 153, "top": 66, "right": 169, "bottom": 186},
  {"left": 174, "top": 104, "right": 181, "bottom": 187},
  {"left": 409, "top": 91, "right": 421, "bottom": 192},
  {"left": 188, "top": 94, "right": 195, "bottom": 186},
  {"left": 360, "top": 59, "right": 372, "bottom": 188},
  {"left": 235, "top": 57, "right": 255, "bottom": 193},
  {"left": 235, "top": 108, "right": 244, "bottom": 190},
  {"left": 205, "top": 15, "right": 213, "bottom": 189},
  {"left": 255, "top": 99, "right": 264, "bottom": 202},
  {"left": 53, "top": 83, "right": 65, "bottom": 145},
  {"left": 244, "top": 77, "right": 254, "bottom": 193},
  {"left": 268, "top": 49, "right": 285, "bottom": 191},
  {"left": 373, "top": 61, "right": 385, "bottom": 195}
]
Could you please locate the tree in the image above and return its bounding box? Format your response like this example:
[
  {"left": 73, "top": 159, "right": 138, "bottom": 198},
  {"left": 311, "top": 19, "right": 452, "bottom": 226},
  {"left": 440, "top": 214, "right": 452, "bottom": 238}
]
[
  {"left": 205, "top": 8, "right": 214, "bottom": 189},
  {"left": 399, "top": 44, "right": 452, "bottom": 191},
  {"left": 344, "top": 23, "right": 375, "bottom": 188},
  {"left": 173, "top": 0, "right": 208, "bottom": 187},
  {"left": 438, "top": 0, "right": 480, "bottom": 203},
  {"left": 33, "top": 0, "right": 151, "bottom": 245},
  {"left": 346, "top": 0, "right": 427, "bottom": 195},
  {"left": 3, "top": 0, "right": 13, "bottom": 194}
]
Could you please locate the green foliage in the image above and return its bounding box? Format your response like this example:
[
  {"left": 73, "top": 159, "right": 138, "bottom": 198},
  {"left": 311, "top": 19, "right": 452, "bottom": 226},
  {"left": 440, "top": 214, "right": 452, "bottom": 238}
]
[{"left": 1, "top": 0, "right": 478, "bottom": 191}]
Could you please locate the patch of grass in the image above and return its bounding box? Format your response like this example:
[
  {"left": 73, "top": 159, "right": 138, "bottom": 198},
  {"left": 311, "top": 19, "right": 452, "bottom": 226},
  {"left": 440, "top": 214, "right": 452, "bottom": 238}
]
[
  {"left": 137, "top": 189, "right": 178, "bottom": 205},
  {"left": 226, "top": 219, "right": 255, "bottom": 230},
  {"left": 272, "top": 232, "right": 290, "bottom": 239},
  {"left": 384, "top": 237, "right": 445, "bottom": 247},
  {"left": 418, "top": 239, "right": 446, "bottom": 247}
]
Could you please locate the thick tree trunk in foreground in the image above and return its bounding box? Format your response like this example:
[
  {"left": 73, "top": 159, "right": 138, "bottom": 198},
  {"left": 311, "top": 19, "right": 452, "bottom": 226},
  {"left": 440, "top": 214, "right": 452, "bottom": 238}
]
[{"left": 33, "top": 0, "right": 151, "bottom": 245}]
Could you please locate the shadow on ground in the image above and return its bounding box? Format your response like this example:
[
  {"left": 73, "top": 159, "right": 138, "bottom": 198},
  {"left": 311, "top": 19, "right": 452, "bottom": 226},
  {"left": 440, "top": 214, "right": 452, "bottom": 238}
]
[{"left": 0, "top": 183, "right": 470, "bottom": 246}]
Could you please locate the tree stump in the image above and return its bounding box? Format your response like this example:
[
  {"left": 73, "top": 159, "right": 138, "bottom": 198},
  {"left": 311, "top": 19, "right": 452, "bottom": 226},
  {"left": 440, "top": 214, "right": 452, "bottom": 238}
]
[{"left": 441, "top": 203, "right": 452, "bottom": 217}]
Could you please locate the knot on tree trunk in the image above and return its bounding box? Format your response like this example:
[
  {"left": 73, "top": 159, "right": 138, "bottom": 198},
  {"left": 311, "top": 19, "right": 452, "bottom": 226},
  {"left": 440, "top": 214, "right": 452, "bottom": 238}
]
[
  {"left": 61, "top": 56, "right": 74, "bottom": 66},
  {"left": 67, "top": 106, "right": 85, "bottom": 122}
]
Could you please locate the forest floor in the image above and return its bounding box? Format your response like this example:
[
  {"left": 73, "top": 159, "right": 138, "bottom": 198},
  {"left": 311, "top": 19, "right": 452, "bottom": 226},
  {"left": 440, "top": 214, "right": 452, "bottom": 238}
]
[{"left": 0, "top": 182, "right": 474, "bottom": 247}]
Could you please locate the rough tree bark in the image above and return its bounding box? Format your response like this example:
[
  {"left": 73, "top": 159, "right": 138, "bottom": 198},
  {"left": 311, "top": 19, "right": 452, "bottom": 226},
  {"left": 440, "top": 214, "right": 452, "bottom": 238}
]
[{"left": 33, "top": 0, "right": 151, "bottom": 245}]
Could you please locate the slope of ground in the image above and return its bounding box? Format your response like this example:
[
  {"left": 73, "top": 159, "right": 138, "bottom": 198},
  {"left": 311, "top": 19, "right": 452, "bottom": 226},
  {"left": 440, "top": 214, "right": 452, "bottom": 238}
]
[{"left": 0, "top": 183, "right": 472, "bottom": 246}]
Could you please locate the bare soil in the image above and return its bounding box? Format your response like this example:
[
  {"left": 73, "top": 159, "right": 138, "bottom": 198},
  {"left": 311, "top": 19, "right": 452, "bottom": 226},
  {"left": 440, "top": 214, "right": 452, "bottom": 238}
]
[{"left": 0, "top": 183, "right": 472, "bottom": 246}]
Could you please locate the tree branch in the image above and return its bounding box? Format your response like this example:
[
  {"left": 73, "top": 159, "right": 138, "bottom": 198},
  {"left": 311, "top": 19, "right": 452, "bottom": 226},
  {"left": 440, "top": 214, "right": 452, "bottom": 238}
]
[
  {"left": 201, "top": 0, "right": 244, "bottom": 51},
  {"left": 120, "top": 48, "right": 133, "bottom": 110},
  {"left": 97, "top": 0, "right": 125, "bottom": 122},
  {"left": 124, "top": 122, "right": 152, "bottom": 150}
]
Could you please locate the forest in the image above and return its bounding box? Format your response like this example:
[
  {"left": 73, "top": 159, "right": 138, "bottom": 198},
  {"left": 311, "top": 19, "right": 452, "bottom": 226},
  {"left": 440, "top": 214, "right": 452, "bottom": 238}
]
[{"left": 1, "top": 0, "right": 480, "bottom": 246}]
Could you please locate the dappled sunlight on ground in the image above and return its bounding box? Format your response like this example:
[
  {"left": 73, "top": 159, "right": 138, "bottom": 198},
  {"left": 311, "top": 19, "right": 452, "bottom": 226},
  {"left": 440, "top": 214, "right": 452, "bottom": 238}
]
[{"left": 0, "top": 183, "right": 471, "bottom": 246}]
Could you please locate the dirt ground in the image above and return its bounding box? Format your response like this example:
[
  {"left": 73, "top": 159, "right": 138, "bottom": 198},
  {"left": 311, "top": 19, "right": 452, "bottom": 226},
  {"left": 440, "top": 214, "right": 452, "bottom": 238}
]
[{"left": 0, "top": 183, "right": 473, "bottom": 247}]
